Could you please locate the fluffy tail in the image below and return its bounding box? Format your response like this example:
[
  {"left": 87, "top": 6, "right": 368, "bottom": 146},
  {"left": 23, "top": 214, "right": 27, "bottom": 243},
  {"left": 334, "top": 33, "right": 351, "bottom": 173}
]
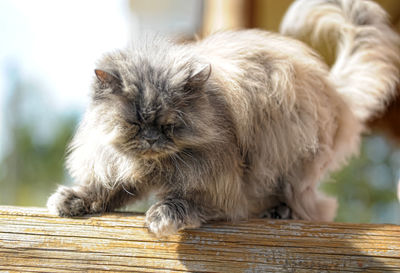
[{"left": 280, "top": 0, "right": 400, "bottom": 121}]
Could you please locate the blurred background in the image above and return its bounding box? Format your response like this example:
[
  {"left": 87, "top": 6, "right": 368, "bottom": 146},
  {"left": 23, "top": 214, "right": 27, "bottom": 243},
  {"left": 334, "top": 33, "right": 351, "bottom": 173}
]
[{"left": 0, "top": 0, "right": 399, "bottom": 224}]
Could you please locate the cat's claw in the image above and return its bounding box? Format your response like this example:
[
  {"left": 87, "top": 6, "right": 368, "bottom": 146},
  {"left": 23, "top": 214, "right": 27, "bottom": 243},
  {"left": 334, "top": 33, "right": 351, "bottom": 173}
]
[
  {"left": 145, "top": 202, "right": 184, "bottom": 237},
  {"left": 261, "top": 203, "right": 292, "bottom": 219}
]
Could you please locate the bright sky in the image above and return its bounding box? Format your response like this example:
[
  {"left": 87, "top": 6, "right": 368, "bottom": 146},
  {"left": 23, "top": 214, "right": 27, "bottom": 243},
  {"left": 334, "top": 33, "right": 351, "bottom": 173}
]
[
  {"left": 0, "top": 0, "right": 131, "bottom": 112},
  {"left": 0, "top": 0, "right": 133, "bottom": 159}
]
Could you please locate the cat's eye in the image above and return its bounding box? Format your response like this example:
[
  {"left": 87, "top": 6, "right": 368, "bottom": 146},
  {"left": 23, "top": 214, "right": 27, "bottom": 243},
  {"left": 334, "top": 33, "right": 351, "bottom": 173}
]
[
  {"left": 126, "top": 119, "right": 140, "bottom": 129},
  {"left": 162, "top": 124, "right": 173, "bottom": 130},
  {"left": 127, "top": 122, "right": 140, "bottom": 137},
  {"left": 162, "top": 124, "right": 175, "bottom": 134}
]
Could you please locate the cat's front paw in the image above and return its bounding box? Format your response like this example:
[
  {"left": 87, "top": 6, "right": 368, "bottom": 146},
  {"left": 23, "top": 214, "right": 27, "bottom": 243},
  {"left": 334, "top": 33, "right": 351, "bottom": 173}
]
[
  {"left": 47, "top": 186, "right": 92, "bottom": 217},
  {"left": 145, "top": 199, "right": 201, "bottom": 237}
]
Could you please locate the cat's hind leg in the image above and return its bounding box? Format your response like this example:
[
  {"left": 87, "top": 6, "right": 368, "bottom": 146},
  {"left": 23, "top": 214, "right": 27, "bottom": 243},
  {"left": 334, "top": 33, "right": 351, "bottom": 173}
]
[
  {"left": 279, "top": 156, "right": 339, "bottom": 222},
  {"left": 283, "top": 181, "right": 337, "bottom": 222}
]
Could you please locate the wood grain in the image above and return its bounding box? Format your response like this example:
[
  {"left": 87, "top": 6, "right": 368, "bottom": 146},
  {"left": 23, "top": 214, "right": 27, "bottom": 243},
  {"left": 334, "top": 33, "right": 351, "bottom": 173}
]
[{"left": 0, "top": 206, "right": 399, "bottom": 272}]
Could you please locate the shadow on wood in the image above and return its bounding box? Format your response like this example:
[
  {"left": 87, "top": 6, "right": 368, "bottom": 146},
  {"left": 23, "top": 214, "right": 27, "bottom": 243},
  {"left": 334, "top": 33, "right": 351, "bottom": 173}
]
[{"left": 1, "top": 206, "right": 399, "bottom": 272}]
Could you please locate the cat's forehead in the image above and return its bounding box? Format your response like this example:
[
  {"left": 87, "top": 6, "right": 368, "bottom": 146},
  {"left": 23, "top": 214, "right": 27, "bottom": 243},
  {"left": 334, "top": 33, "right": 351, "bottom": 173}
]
[
  {"left": 137, "top": 80, "right": 164, "bottom": 109},
  {"left": 133, "top": 57, "right": 190, "bottom": 87},
  {"left": 120, "top": 57, "right": 191, "bottom": 101},
  {"left": 126, "top": 71, "right": 173, "bottom": 118},
  {"left": 98, "top": 48, "right": 196, "bottom": 110}
]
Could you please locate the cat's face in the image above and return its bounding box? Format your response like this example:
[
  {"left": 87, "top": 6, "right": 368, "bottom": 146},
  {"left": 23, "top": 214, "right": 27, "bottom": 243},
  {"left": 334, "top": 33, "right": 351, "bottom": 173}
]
[{"left": 90, "top": 54, "right": 212, "bottom": 159}]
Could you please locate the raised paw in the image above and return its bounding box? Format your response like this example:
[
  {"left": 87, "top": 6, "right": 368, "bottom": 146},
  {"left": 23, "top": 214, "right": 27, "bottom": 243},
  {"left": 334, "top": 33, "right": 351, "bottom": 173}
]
[
  {"left": 47, "top": 186, "right": 100, "bottom": 217},
  {"left": 145, "top": 199, "right": 201, "bottom": 237},
  {"left": 261, "top": 203, "right": 292, "bottom": 220}
]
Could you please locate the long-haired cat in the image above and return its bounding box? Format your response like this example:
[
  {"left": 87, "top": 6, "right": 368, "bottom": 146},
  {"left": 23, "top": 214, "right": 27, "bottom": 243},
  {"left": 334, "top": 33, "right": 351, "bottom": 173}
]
[{"left": 48, "top": 0, "right": 400, "bottom": 237}]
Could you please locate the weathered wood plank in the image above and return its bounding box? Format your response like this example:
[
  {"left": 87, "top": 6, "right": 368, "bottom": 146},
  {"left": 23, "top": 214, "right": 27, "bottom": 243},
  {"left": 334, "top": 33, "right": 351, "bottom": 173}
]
[{"left": 0, "top": 206, "right": 399, "bottom": 272}]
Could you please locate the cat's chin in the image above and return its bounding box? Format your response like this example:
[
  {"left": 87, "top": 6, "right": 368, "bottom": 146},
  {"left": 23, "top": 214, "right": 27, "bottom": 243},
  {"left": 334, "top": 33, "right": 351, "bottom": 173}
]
[{"left": 140, "top": 151, "right": 162, "bottom": 159}]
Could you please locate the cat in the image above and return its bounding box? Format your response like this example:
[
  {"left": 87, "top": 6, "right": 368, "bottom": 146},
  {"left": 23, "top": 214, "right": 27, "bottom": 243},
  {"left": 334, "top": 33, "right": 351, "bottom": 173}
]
[{"left": 47, "top": 0, "right": 400, "bottom": 237}]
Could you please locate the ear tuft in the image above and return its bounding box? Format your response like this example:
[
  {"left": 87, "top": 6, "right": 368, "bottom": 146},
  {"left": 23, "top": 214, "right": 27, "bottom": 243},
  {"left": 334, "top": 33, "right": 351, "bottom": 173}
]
[
  {"left": 187, "top": 64, "right": 211, "bottom": 89},
  {"left": 94, "top": 69, "right": 121, "bottom": 87}
]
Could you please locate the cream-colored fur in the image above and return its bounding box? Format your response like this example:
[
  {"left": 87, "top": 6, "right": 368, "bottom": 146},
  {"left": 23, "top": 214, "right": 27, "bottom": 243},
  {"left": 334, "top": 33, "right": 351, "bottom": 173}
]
[
  {"left": 281, "top": 0, "right": 400, "bottom": 121},
  {"left": 277, "top": 0, "right": 400, "bottom": 220}
]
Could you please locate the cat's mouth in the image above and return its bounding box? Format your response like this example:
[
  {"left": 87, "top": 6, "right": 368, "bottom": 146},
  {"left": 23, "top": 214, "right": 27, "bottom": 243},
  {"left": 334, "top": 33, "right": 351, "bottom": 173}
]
[
  {"left": 138, "top": 145, "right": 178, "bottom": 159},
  {"left": 140, "top": 150, "right": 162, "bottom": 159}
]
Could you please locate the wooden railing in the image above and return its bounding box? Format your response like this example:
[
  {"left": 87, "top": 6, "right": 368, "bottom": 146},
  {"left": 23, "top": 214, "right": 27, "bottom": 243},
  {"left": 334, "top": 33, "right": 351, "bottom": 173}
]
[{"left": 1, "top": 206, "right": 399, "bottom": 272}]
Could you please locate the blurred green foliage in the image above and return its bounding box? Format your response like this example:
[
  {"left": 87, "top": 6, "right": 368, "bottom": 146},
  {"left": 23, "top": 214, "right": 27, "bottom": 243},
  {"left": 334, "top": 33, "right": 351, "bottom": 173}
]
[
  {"left": 0, "top": 116, "right": 76, "bottom": 206},
  {"left": 321, "top": 136, "right": 400, "bottom": 224}
]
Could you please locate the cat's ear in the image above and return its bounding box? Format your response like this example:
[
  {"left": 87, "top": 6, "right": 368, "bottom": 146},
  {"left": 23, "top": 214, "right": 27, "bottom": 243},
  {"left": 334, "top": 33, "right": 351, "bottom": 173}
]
[
  {"left": 94, "top": 69, "right": 121, "bottom": 88},
  {"left": 186, "top": 64, "right": 211, "bottom": 89}
]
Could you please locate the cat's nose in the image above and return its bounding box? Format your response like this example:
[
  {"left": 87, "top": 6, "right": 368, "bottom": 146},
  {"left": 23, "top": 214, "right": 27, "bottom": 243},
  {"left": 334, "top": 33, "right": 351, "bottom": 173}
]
[
  {"left": 142, "top": 127, "right": 159, "bottom": 145},
  {"left": 145, "top": 137, "right": 158, "bottom": 145}
]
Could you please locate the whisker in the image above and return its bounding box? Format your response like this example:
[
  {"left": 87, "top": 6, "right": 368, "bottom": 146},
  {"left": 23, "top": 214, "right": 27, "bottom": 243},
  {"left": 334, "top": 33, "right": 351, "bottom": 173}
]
[
  {"left": 121, "top": 183, "right": 135, "bottom": 196},
  {"left": 180, "top": 150, "right": 195, "bottom": 161},
  {"left": 169, "top": 154, "right": 184, "bottom": 179},
  {"left": 174, "top": 110, "right": 189, "bottom": 126},
  {"left": 174, "top": 153, "right": 191, "bottom": 169}
]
